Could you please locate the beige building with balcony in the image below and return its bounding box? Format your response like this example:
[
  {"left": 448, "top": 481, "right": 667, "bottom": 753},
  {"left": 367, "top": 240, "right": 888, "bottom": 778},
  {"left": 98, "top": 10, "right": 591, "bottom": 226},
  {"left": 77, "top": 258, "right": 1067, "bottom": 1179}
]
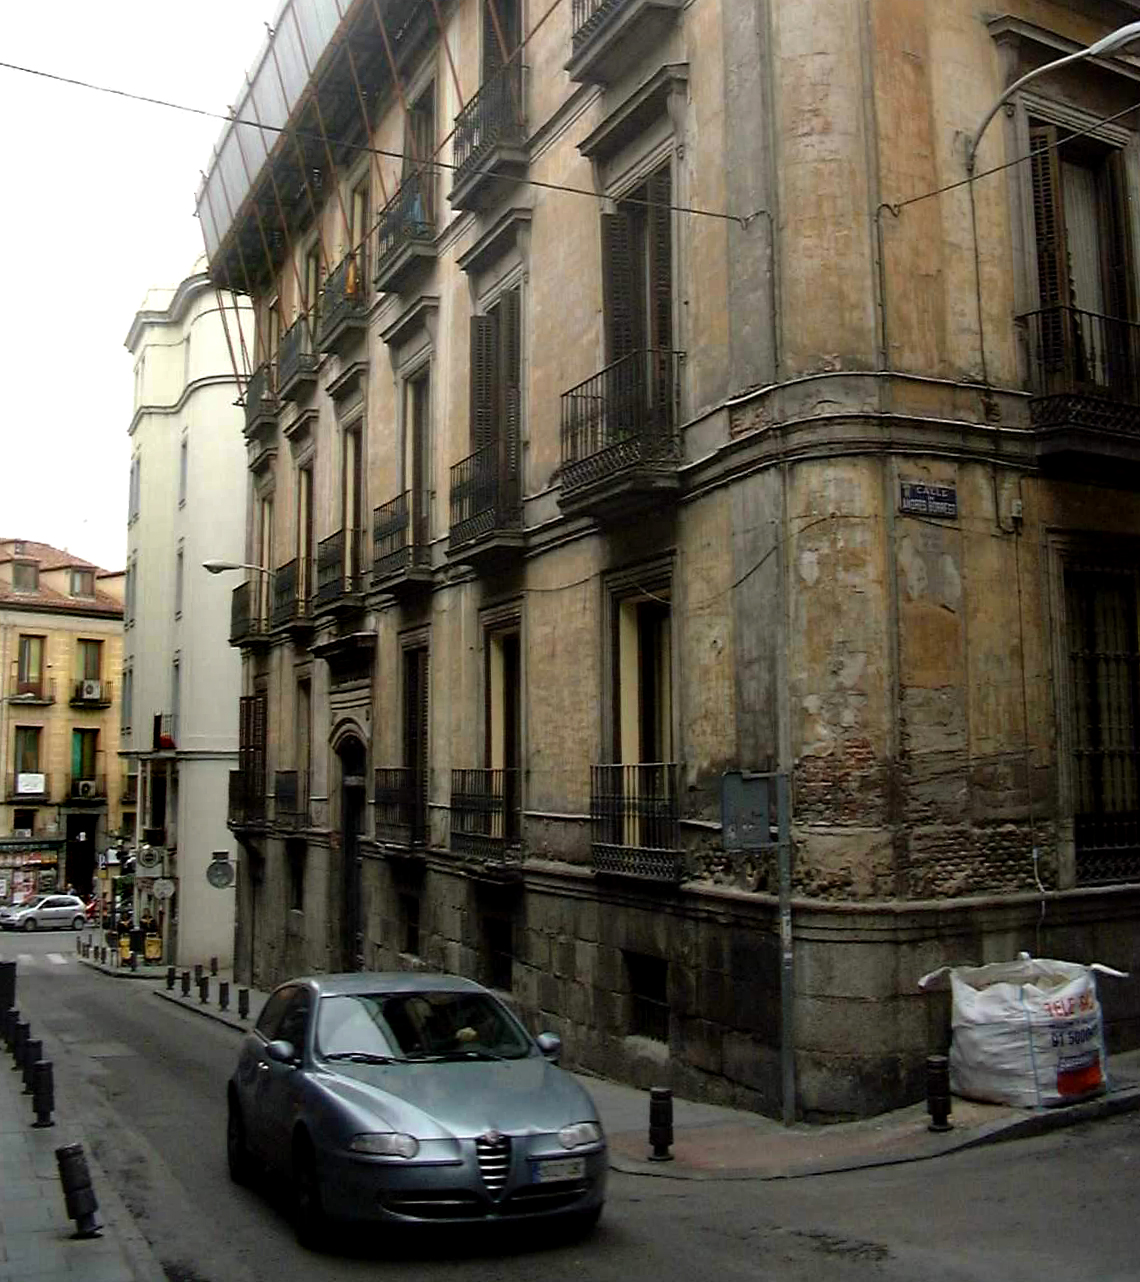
[
  {"left": 201, "top": 0, "right": 1140, "bottom": 1117},
  {"left": 0, "top": 539, "right": 124, "bottom": 899}
]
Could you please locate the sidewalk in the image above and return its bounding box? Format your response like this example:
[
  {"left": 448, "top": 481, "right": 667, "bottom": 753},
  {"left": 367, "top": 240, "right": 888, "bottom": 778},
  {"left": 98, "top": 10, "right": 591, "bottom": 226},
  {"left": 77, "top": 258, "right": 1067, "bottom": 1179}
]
[{"left": 77, "top": 942, "right": 1140, "bottom": 1184}]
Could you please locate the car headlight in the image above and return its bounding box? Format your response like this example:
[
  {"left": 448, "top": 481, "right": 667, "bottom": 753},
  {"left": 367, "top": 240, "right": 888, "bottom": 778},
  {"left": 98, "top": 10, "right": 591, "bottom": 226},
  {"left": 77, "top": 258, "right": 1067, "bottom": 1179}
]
[
  {"left": 558, "top": 1121, "right": 603, "bottom": 1149},
  {"left": 348, "top": 1132, "right": 419, "bottom": 1158}
]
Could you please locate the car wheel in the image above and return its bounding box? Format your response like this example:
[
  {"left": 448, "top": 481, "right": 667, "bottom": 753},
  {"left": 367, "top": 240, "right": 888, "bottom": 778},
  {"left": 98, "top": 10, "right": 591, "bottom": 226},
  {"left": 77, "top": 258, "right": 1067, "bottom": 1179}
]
[
  {"left": 292, "top": 1135, "right": 328, "bottom": 1251},
  {"left": 227, "top": 1096, "right": 252, "bottom": 1186},
  {"left": 22, "top": 918, "right": 36, "bottom": 932},
  {"left": 72, "top": 917, "right": 86, "bottom": 931}
]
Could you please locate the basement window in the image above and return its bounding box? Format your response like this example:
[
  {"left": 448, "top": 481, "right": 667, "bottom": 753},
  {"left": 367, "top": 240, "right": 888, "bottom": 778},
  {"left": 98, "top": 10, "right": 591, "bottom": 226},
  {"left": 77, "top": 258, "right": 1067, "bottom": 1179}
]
[
  {"left": 624, "top": 951, "right": 669, "bottom": 1043},
  {"left": 400, "top": 893, "right": 420, "bottom": 956},
  {"left": 483, "top": 914, "right": 514, "bottom": 993}
]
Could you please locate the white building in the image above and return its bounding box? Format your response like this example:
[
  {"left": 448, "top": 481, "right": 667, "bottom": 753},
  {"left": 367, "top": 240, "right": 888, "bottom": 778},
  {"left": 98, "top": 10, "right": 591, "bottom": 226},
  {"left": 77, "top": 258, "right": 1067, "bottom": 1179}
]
[{"left": 123, "top": 260, "right": 251, "bottom": 967}]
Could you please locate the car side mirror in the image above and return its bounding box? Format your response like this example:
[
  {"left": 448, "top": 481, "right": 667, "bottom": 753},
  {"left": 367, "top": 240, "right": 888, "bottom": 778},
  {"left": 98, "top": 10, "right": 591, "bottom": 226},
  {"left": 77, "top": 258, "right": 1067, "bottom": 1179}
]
[
  {"left": 265, "top": 1038, "right": 297, "bottom": 1065},
  {"left": 535, "top": 1032, "right": 561, "bottom": 1062}
]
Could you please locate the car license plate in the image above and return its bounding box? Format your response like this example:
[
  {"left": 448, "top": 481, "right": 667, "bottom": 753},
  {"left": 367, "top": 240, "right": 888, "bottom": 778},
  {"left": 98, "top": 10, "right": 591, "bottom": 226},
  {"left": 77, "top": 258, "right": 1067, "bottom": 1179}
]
[{"left": 532, "top": 1156, "right": 586, "bottom": 1184}]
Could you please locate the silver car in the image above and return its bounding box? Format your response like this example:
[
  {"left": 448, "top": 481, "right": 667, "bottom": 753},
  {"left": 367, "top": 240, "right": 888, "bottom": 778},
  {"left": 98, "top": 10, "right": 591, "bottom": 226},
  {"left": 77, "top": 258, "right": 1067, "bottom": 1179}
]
[
  {"left": 0, "top": 894, "right": 87, "bottom": 932},
  {"left": 227, "top": 972, "right": 607, "bottom": 1247}
]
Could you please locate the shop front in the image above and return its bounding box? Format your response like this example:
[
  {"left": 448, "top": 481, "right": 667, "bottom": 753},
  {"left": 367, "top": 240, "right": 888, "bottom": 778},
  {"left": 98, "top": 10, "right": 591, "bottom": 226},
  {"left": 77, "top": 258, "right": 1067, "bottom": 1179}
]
[{"left": 0, "top": 839, "right": 64, "bottom": 903}]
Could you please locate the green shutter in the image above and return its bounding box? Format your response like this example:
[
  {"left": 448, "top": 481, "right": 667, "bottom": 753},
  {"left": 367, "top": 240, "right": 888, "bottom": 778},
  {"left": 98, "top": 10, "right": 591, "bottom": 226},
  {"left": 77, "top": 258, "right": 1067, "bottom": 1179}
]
[
  {"left": 470, "top": 313, "right": 499, "bottom": 451},
  {"left": 647, "top": 164, "right": 673, "bottom": 352},
  {"left": 602, "top": 211, "right": 638, "bottom": 363},
  {"left": 499, "top": 286, "right": 522, "bottom": 508}
]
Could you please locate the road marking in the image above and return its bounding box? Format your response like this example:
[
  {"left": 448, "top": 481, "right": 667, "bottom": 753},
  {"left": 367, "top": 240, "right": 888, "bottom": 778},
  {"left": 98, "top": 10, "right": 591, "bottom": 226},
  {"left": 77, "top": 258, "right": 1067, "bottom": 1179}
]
[
  {"left": 16, "top": 954, "right": 35, "bottom": 966},
  {"left": 46, "top": 954, "right": 68, "bottom": 965}
]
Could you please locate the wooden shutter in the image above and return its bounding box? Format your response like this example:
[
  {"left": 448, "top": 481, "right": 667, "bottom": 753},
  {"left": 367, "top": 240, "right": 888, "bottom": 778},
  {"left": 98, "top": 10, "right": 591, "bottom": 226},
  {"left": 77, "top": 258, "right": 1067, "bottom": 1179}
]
[
  {"left": 1030, "top": 124, "right": 1069, "bottom": 312},
  {"left": 1103, "top": 148, "right": 1135, "bottom": 323},
  {"left": 404, "top": 648, "right": 430, "bottom": 840},
  {"left": 647, "top": 165, "right": 673, "bottom": 352},
  {"left": 470, "top": 313, "right": 499, "bottom": 451},
  {"left": 499, "top": 287, "right": 522, "bottom": 507},
  {"left": 483, "top": 0, "right": 504, "bottom": 81},
  {"left": 602, "top": 211, "right": 638, "bottom": 363}
]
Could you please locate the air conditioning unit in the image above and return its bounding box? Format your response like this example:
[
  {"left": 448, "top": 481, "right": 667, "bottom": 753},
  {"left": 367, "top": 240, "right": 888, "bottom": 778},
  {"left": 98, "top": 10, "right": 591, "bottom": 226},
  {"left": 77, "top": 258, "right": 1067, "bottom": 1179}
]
[
  {"left": 81, "top": 679, "right": 102, "bottom": 701},
  {"left": 13, "top": 829, "right": 31, "bottom": 839},
  {"left": 77, "top": 780, "right": 96, "bottom": 799}
]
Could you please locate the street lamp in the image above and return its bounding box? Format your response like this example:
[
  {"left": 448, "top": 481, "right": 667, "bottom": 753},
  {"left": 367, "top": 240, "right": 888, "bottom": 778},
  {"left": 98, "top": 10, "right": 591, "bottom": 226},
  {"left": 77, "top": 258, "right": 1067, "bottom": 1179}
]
[
  {"left": 202, "top": 560, "right": 272, "bottom": 576},
  {"left": 203, "top": 559, "right": 275, "bottom": 623},
  {"left": 967, "top": 21, "right": 1140, "bottom": 173}
]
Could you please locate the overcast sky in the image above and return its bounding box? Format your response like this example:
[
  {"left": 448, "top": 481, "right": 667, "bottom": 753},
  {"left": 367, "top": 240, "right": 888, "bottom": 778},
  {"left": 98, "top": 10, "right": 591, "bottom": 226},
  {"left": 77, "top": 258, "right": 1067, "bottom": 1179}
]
[{"left": 0, "top": 2, "right": 273, "bottom": 573}]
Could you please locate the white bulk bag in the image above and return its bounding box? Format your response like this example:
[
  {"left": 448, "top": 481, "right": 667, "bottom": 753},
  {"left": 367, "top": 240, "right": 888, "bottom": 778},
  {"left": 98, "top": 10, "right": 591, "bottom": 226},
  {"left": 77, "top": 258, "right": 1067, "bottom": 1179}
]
[{"left": 919, "top": 956, "right": 1127, "bottom": 1109}]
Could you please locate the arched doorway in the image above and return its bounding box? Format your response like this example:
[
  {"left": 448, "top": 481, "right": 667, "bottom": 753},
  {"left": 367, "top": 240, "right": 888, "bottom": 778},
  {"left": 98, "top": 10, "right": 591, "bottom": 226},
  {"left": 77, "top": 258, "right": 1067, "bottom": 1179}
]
[{"left": 337, "top": 735, "right": 367, "bottom": 971}]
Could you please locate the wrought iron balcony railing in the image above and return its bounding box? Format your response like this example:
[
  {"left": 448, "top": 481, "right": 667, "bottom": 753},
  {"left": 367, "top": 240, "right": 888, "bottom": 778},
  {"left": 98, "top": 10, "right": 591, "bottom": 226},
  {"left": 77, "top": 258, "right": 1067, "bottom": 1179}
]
[
  {"left": 230, "top": 580, "right": 270, "bottom": 645},
  {"left": 228, "top": 769, "right": 266, "bottom": 827},
  {"left": 374, "top": 767, "right": 428, "bottom": 847},
  {"left": 278, "top": 314, "right": 318, "bottom": 397},
  {"left": 68, "top": 775, "right": 107, "bottom": 801},
  {"left": 71, "top": 679, "right": 113, "bottom": 707},
  {"left": 7, "top": 772, "right": 50, "bottom": 801},
  {"left": 375, "top": 174, "right": 436, "bottom": 289},
  {"left": 275, "top": 769, "right": 309, "bottom": 829},
  {"left": 271, "top": 558, "right": 314, "bottom": 628},
  {"left": 453, "top": 62, "right": 526, "bottom": 190},
  {"left": 566, "top": 0, "right": 681, "bottom": 82},
  {"left": 7, "top": 675, "right": 54, "bottom": 703},
  {"left": 590, "top": 762, "right": 683, "bottom": 881},
  {"left": 449, "top": 444, "right": 521, "bottom": 550},
  {"left": 318, "top": 249, "right": 367, "bottom": 350},
  {"left": 560, "top": 348, "right": 682, "bottom": 493},
  {"left": 315, "top": 528, "right": 364, "bottom": 609},
  {"left": 450, "top": 768, "right": 521, "bottom": 861},
  {"left": 373, "top": 491, "right": 432, "bottom": 583},
  {"left": 1021, "top": 307, "right": 1140, "bottom": 412},
  {"left": 244, "top": 362, "right": 277, "bottom": 432}
]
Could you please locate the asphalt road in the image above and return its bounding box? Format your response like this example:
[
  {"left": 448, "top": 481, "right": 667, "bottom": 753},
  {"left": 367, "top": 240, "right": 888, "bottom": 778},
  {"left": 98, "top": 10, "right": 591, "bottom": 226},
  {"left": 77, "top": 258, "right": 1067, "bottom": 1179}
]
[{"left": 4, "top": 931, "right": 1138, "bottom": 1282}]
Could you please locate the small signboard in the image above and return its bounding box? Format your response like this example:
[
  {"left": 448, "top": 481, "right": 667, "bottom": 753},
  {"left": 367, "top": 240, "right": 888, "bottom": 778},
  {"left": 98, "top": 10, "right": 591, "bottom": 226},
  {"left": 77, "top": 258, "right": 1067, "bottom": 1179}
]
[
  {"left": 900, "top": 481, "right": 957, "bottom": 519},
  {"left": 152, "top": 878, "right": 176, "bottom": 901},
  {"left": 16, "top": 773, "right": 45, "bottom": 795}
]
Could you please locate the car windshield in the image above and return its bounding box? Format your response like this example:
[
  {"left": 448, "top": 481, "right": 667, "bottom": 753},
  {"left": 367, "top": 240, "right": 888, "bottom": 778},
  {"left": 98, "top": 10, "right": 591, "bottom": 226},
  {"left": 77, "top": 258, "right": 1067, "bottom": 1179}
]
[
  {"left": 316, "top": 991, "right": 532, "bottom": 1061},
  {"left": 21, "top": 897, "right": 47, "bottom": 910}
]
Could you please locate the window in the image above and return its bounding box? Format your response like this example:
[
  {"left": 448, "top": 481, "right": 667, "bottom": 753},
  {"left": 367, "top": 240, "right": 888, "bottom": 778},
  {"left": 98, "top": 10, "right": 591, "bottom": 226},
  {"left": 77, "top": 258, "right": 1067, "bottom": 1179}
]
[
  {"left": 1029, "top": 124, "right": 1134, "bottom": 394},
  {"left": 256, "top": 494, "right": 274, "bottom": 622},
  {"left": 296, "top": 679, "right": 311, "bottom": 784},
  {"left": 265, "top": 298, "right": 281, "bottom": 370},
  {"left": 77, "top": 639, "right": 102, "bottom": 682},
  {"left": 72, "top": 729, "right": 98, "bottom": 783},
  {"left": 121, "top": 668, "right": 133, "bottom": 730},
  {"left": 297, "top": 465, "right": 314, "bottom": 599},
  {"left": 349, "top": 175, "right": 370, "bottom": 284},
  {"left": 483, "top": 913, "right": 513, "bottom": 992},
  {"left": 404, "top": 82, "right": 437, "bottom": 226},
  {"left": 400, "top": 892, "right": 420, "bottom": 955},
  {"left": 405, "top": 370, "right": 432, "bottom": 553},
  {"left": 403, "top": 644, "right": 430, "bottom": 842},
  {"left": 288, "top": 839, "right": 306, "bottom": 912},
  {"left": 255, "top": 985, "right": 296, "bottom": 1039},
  {"left": 175, "top": 549, "right": 184, "bottom": 617},
  {"left": 1065, "top": 561, "right": 1140, "bottom": 886},
  {"left": 486, "top": 623, "right": 521, "bottom": 845},
  {"left": 304, "top": 244, "right": 322, "bottom": 330},
  {"left": 16, "top": 635, "right": 44, "bottom": 697},
  {"left": 14, "top": 727, "right": 41, "bottom": 774},
  {"left": 469, "top": 285, "right": 522, "bottom": 513},
  {"left": 624, "top": 951, "right": 669, "bottom": 1042},
  {"left": 128, "top": 457, "right": 142, "bottom": 523},
  {"left": 483, "top": 0, "right": 522, "bottom": 82},
  {"left": 343, "top": 422, "right": 365, "bottom": 583},
  {"left": 179, "top": 439, "right": 188, "bottom": 507},
  {"left": 171, "top": 660, "right": 181, "bottom": 742},
  {"left": 13, "top": 810, "right": 35, "bottom": 834},
  {"left": 71, "top": 569, "right": 95, "bottom": 597},
  {"left": 239, "top": 691, "right": 268, "bottom": 809},
  {"left": 614, "top": 593, "right": 672, "bottom": 766},
  {"left": 12, "top": 561, "right": 38, "bottom": 592}
]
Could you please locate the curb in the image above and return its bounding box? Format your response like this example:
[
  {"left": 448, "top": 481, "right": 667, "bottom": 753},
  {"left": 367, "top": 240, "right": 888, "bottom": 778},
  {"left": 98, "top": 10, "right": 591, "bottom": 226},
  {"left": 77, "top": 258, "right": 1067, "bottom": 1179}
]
[
  {"left": 75, "top": 957, "right": 167, "bottom": 981},
  {"left": 152, "top": 987, "right": 256, "bottom": 1032}
]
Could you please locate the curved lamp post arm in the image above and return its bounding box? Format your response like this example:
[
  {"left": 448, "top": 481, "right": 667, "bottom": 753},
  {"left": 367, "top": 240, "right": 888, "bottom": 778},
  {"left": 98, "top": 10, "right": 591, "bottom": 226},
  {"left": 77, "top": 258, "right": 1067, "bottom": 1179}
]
[
  {"left": 966, "top": 21, "right": 1140, "bottom": 173},
  {"left": 202, "top": 560, "right": 274, "bottom": 580}
]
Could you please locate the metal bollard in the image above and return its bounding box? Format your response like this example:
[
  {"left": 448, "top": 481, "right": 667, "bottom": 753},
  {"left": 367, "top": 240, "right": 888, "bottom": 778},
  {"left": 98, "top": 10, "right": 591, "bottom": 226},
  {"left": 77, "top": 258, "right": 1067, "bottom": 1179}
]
[
  {"left": 31, "top": 1060, "right": 55, "bottom": 1127},
  {"left": 648, "top": 1086, "right": 674, "bottom": 1161},
  {"left": 12, "top": 1020, "right": 29, "bottom": 1072},
  {"left": 219, "top": 981, "right": 230, "bottom": 1012},
  {"left": 166, "top": 966, "right": 175, "bottom": 991},
  {"left": 2, "top": 1008, "right": 17, "bottom": 1051},
  {"left": 23, "top": 1040, "right": 42, "bottom": 1093},
  {"left": 198, "top": 976, "right": 209, "bottom": 1004},
  {"left": 238, "top": 988, "right": 250, "bottom": 1020},
  {"left": 194, "top": 963, "right": 203, "bottom": 984},
  {"left": 210, "top": 956, "right": 218, "bottom": 977},
  {"left": 180, "top": 971, "right": 190, "bottom": 998},
  {"left": 926, "top": 1054, "right": 953, "bottom": 1133},
  {"left": 129, "top": 953, "right": 138, "bottom": 972},
  {"left": 0, "top": 960, "right": 14, "bottom": 1013},
  {"left": 55, "top": 1143, "right": 102, "bottom": 1238},
  {"left": 76, "top": 936, "right": 82, "bottom": 955}
]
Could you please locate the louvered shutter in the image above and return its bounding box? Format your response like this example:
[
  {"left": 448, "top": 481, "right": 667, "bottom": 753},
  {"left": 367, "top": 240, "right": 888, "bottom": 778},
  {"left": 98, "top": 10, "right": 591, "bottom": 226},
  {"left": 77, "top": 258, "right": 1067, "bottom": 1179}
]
[
  {"left": 602, "top": 211, "right": 638, "bottom": 363},
  {"left": 470, "top": 313, "right": 499, "bottom": 453},
  {"left": 252, "top": 692, "right": 268, "bottom": 797},
  {"left": 1029, "top": 124, "right": 1070, "bottom": 376},
  {"left": 404, "top": 648, "right": 430, "bottom": 842},
  {"left": 1104, "top": 148, "right": 1135, "bottom": 322},
  {"left": 499, "top": 287, "right": 522, "bottom": 512},
  {"left": 647, "top": 165, "right": 673, "bottom": 351},
  {"left": 483, "top": 0, "right": 504, "bottom": 81}
]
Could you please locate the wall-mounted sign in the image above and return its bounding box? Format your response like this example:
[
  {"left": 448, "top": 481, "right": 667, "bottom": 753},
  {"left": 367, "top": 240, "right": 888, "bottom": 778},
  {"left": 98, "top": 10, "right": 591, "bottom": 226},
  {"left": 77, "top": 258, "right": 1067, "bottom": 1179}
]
[
  {"left": 206, "top": 855, "right": 235, "bottom": 889},
  {"left": 16, "top": 773, "right": 45, "bottom": 795},
  {"left": 900, "top": 481, "right": 957, "bottom": 519},
  {"left": 153, "top": 878, "right": 176, "bottom": 901}
]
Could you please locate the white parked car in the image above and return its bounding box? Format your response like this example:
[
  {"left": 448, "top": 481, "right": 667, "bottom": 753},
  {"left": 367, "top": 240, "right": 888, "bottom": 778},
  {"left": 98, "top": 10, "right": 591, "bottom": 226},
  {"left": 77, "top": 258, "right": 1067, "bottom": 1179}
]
[{"left": 0, "top": 894, "right": 88, "bottom": 932}]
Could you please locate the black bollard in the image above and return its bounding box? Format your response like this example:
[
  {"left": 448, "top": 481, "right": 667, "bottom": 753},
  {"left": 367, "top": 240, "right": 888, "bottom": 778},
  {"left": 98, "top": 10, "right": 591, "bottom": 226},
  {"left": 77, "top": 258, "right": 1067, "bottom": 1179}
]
[
  {"left": 926, "top": 1054, "right": 953, "bottom": 1133},
  {"left": 194, "top": 963, "right": 203, "bottom": 984},
  {"left": 23, "top": 1039, "right": 42, "bottom": 1093},
  {"left": 55, "top": 1144, "right": 102, "bottom": 1237},
  {"left": 218, "top": 981, "right": 230, "bottom": 1012},
  {"left": 2, "top": 1008, "right": 16, "bottom": 1052},
  {"left": 0, "top": 960, "right": 14, "bottom": 1013},
  {"left": 32, "top": 1060, "right": 55, "bottom": 1127},
  {"left": 181, "top": 971, "right": 190, "bottom": 998},
  {"left": 238, "top": 988, "right": 250, "bottom": 1020},
  {"left": 12, "top": 1020, "right": 29, "bottom": 1072},
  {"left": 210, "top": 956, "right": 218, "bottom": 977},
  {"left": 165, "top": 967, "right": 175, "bottom": 991},
  {"left": 199, "top": 976, "right": 209, "bottom": 1004},
  {"left": 129, "top": 953, "right": 138, "bottom": 972},
  {"left": 648, "top": 1086, "right": 674, "bottom": 1161}
]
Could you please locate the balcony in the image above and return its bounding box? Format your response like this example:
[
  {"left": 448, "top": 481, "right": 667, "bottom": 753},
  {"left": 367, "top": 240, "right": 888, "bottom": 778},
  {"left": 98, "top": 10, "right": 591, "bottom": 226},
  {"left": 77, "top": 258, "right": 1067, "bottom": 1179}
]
[
  {"left": 372, "top": 492, "right": 433, "bottom": 597},
  {"left": 70, "top": 678, "right": 113, "bottom": 708},
  {"left": 448, "top": 444, "right": 523, "bottom": 567},
  {"left": 7, "top": 676, "right": 54, "bottom": 705},
  {"left": 243, "top": 362, "right": 277, "bottom": 436},
  {"left": 122, "top": 774, "right": 138, "bottom": 804},
  {"left": 152, "top": 713, "right": 177, "bottom": 752},
  {"left": 315, "top": 528, "right": 365, "bottom": 613},
  {"left": 271, "top": 558, "right": 315, "bottom": 634},
  {"left": 143, "top": 826, "right": 166, "bottom": 847},
  {"left": 228, "top": 770, "right": 266, "bottom": 828},
  {"left": 560, "top": 348, "right": 682, "bottom": 521},
  {"left": 590, "top": 763, "right": 683, "bottom": 882},
  {"left": 6, "top": 772, "right": 49, "bottom": 802},
  {"left": 318, "top": 249, "right": 368, "bottom": 357},
  {"left": 278, "top": 314, "right": 319, "bottom": 402},
  {"left": 450, "top": 64, "right": 528, "bottom": 212},
  {"left": 230, "top": 581, "right": 271, "bottom": 648},
  {"left": 1021, "top": 307, "right": 1140, "bottom": 469},
  {"left": 374, "top": 767, "right": 428, "bottom": 851},
  {"left": 68, "top": 775, "right": 107, "bottom": 803},
  {"left": 565, "top": 0, "right": 682, "bottom": 84},
  {"left": 450, "top": 769, "right": 521, "bottom": 868},
  {"left": 274, "top": 770, "right": 309, "bottom": 829},
  {"left": 374, "top": 175, "right": 437, "bottom": 295}
]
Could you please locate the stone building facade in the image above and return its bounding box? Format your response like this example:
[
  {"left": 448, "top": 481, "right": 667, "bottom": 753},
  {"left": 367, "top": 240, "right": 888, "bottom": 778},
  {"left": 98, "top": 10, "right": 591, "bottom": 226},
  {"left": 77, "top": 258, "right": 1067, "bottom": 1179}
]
[{"left": 200, "top": 0, "right": 1140, "bottom": 1117}]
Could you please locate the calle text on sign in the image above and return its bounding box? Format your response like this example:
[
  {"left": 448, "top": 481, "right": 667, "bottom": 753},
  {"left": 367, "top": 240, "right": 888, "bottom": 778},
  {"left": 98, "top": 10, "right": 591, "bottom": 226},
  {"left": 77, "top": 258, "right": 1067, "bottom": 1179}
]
[{"left": 900, "top": 481, "right": 957, "bottom": 519}]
